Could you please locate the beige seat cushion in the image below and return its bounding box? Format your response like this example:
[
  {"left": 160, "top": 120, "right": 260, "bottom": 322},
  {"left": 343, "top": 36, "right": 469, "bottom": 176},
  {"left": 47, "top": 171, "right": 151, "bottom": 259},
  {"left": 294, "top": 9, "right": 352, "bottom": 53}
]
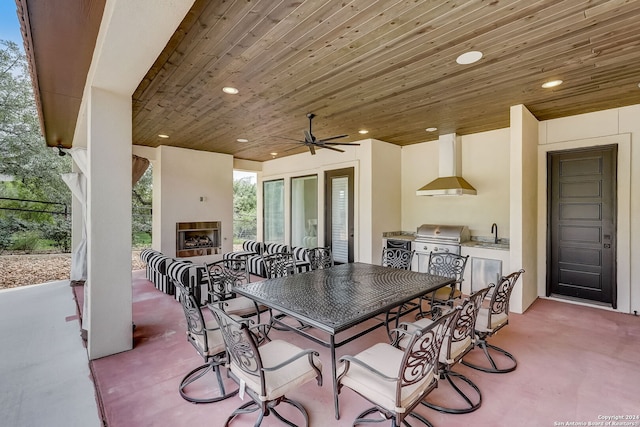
[
  {"left": 338, "top": 343, "right": 435, "bottom": 414},
  {"left": 217, "top": 296, "right": 265, "bottom": 317},
  {"left": 189, "top": 324, "right": 225, "bottom": 357},
  {"left": 230, "top": 340, "right": 321, "bottom": 401},
  {"left": 475, "top": 307, "right": 508, "bottom": 333},
  {"left": 431, "top": 286, "right": 461, "bottom": 301}
]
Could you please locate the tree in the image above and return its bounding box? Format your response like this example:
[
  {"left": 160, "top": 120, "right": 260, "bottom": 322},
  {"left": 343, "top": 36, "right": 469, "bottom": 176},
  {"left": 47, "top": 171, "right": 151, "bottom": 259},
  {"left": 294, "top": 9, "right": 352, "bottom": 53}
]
[
  {"left": 0, "top": 40, "right": 72, "bottom": 251},
  {"left": 233, "top": 177, "right": 257, "bottom": 241}
]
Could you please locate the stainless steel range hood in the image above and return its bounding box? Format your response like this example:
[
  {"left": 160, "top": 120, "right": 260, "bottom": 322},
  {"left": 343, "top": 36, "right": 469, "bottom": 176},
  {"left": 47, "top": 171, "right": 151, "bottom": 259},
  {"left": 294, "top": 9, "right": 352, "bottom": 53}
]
[{"left": 416, "top": 133, "right": 477, "bottom": 196}]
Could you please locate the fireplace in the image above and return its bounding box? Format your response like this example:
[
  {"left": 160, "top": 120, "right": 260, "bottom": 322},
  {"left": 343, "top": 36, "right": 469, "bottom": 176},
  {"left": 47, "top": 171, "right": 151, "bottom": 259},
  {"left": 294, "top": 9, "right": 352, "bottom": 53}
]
[{"left": 176, "top": 221, "right": 221, "bottom": 257}]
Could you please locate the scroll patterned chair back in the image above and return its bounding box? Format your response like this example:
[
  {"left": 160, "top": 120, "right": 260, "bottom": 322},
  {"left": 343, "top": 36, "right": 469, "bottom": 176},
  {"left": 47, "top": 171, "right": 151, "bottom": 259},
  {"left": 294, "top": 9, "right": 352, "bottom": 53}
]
[
  {"left": 204, "top": 258, "right": 266, "bottom": 321},
  {"left": 172, "top": 279, "right": 237, "bottom": 403},
  {"left": 381, "top": 247, "right": 415, "bottom": 270},
  {"left": 462, "top": 269, "right": 525, "bottom": 373},
  {"left": 308, "top": 247, "right": 334, "bottom": 270},
  {"left": 402, "top": 285, "right": 493, "bottom": 414},
  {"left": 422, "top": 252, "right": 469, "bottom": 318},
  {"left": 337, "top": 309, "right": 457, "bottom": 427},
  {"left": 262, "top": 251, "right": 297, "bottom": 279},
  {"left": 210, "top": 306, "right": 323, "bottom": 427}
]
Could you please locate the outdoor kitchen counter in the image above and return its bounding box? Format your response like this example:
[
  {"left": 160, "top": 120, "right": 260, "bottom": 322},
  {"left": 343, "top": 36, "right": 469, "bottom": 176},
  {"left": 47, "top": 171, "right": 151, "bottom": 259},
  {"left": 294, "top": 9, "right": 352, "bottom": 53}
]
[
  {"left": 462, "top": 239, "right": 510, "bottom": 251},
  {"left": 381, "top": 231, "right": 415, "bottom": 241}
]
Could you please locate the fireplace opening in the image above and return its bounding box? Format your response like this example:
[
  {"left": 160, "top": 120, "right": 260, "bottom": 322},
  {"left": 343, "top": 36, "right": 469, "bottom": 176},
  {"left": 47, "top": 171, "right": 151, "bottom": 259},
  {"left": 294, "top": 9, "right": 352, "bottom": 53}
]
[{"left": 176, "top": 221, "right": 221, "bottom": 257}]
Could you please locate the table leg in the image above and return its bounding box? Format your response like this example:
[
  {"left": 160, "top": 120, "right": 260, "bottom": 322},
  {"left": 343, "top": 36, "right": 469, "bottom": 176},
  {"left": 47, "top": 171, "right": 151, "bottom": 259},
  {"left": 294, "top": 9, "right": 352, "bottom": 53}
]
[{"left": 331, "top": 335, "right": 340, "bottom": 420}]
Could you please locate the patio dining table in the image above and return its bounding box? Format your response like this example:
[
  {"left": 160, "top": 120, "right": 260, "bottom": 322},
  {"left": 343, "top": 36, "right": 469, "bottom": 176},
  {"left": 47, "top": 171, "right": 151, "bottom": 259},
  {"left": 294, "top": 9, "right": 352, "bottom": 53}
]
[{"left": 233, "top": 262, "right": 455, "bottom": 420}]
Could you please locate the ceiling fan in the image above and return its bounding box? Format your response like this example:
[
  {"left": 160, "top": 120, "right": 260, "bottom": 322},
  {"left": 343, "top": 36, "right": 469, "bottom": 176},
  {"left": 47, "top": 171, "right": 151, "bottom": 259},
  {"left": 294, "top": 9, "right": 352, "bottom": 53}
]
[{"left": 279, "top": 113, "right": 360, "bottom": 155}]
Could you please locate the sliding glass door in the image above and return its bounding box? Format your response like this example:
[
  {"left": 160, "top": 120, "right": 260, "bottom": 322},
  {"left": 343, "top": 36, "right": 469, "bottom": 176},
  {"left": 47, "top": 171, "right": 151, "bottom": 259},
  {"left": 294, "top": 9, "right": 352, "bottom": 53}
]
[
  {"left": 263, "top": 179, "right": 284, "bottom": 243},
  {"left": 291, "top": 175, "right": 318, "bottom": 249}
]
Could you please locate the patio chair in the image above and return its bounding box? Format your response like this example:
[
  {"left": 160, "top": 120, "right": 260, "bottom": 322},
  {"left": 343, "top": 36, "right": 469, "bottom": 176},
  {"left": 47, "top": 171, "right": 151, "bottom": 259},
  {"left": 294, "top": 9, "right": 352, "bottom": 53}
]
[
  {"left": 396, "top": 286, "right": 493, "bottom": 414},
  {"left": 173, "top": 280, "right": 237, "bottom": 404},
  {"left": 210, "top": 306, "right": 323, "bottom": 426},
  {"left": 337, "top": 309, "right": 456, "bottom": 427},
  {"left": 307, "top": 246, "right": 334, "bottom": 270},
  {"left": 262, "top": 251, "right": 297, "bottom": 279},
  {"left": 204, "top": 257, "right": 267, "bottom": 322},
  {"left": 419, "top": 252, "right": 469, "bottom": 319},
  {"left": 381, "top": 247, "right": 414, "bottom": 270},
  {"left": 462, "top": 269, "right": 525, "bottom": 373}
]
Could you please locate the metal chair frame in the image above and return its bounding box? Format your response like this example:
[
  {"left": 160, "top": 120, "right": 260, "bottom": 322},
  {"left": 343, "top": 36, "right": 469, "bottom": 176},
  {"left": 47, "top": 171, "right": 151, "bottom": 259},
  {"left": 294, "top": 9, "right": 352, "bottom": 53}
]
[
  {"left": 420, "top": 252, "right": 469, "bottom": 319},
  {"left": 339, "top": 309, "right": 457, "bottom": 427},
  {"left": 307, "top": 247, "right": 334, "bottom": 270},
  {"left": 462, "top": 269, "right": 525, "bottom": 373},
  {"left": 381, "top": 247, "right": 415, "bottom": 270},
  {"left": 210, "top": 306, "right": 322, "bottom": 426}
]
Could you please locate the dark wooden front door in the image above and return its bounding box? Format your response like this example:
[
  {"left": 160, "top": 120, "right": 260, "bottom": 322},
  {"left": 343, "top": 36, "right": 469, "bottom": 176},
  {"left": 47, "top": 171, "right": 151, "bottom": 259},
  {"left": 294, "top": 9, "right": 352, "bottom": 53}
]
[
  {"left": 325, "top": 167, "right": 354, "bottom": 264},
  {"left": 547, "top": 145, "right": 617, "bottom": 308}
]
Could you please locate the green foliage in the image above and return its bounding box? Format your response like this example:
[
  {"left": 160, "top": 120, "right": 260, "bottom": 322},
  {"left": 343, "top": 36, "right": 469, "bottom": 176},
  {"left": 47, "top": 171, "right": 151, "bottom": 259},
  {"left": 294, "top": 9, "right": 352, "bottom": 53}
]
[
  {"left": 132, "top": 165, "right": 152, "bottom": 243},
  {"left": 233, "top": 177, "right": 257, "bottom": 241},
  {"left": 9, "top": 230, "right": 42, "bottom": 251}
]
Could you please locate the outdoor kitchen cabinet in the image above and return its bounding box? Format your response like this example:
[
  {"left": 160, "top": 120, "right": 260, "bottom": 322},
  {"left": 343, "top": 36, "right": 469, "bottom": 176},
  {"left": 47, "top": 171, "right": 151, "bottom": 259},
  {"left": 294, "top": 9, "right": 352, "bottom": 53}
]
[{"left": 460, "top": 246, "right": 510, "bottom": 295}]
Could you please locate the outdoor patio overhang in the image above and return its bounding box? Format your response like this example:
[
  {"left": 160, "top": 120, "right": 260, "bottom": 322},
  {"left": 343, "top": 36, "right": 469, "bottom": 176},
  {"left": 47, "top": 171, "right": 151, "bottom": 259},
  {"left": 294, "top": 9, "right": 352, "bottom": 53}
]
[{"left": 15, "top": 0, "right": 106, "bottom": 149}]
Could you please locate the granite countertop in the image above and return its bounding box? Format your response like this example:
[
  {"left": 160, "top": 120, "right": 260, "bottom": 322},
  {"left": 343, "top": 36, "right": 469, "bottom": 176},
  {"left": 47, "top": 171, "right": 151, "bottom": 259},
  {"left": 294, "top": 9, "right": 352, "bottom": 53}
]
[
  {"left": 461, "top": 237, "right": 510, "bottom": 251},
  {"left": 382, "top": 231, "right": 510, "bottom": 250}
]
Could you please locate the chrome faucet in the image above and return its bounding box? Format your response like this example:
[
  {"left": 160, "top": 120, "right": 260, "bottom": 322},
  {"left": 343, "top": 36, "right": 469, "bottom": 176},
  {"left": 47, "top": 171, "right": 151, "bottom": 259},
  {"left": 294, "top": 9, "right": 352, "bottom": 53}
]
[{"left": 491, "top": 223, "right": 498, "bottom": 244}]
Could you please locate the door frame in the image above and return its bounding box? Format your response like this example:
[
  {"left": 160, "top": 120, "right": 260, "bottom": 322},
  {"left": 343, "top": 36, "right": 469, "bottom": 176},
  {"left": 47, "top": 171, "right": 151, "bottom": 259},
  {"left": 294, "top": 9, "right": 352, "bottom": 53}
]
[
  {"left": 545, "top": 145, "right": 617, "bottom": 307},
  {"left": 537, "top": 133, "right": 631, "bottom": 312},
  {"left": 324, "top": 167, "right": 354, "bottom": 263}
]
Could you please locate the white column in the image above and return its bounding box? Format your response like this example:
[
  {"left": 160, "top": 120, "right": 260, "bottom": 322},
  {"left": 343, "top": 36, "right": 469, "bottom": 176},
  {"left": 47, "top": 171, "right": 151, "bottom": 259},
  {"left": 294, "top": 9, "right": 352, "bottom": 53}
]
[{"left": 86, "top": 87, "right": 133, "bottom": 359}]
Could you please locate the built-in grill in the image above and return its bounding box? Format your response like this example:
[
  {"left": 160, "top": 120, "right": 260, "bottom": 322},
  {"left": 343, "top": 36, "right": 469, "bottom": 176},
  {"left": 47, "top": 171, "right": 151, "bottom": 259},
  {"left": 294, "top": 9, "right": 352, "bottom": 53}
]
[{"left": 413, "top": 224, "right": 470, "bottom": 256}]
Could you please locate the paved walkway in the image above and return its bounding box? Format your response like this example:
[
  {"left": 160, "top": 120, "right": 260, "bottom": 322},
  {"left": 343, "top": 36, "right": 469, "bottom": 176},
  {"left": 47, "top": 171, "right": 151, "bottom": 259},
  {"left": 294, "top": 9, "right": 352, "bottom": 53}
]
[{"left": 0, "top": 281, "right": 101, "bottom": 427}]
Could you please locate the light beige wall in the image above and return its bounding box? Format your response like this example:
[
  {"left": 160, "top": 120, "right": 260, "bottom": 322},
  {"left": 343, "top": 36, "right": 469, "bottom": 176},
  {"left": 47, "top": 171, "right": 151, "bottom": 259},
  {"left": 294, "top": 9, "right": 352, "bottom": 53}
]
[
  {"left": 370, "top": 140, "right": 402, "bottom": 264},
  {"left": 155, "top": 145, "right": 234, "bottom": 262},
  {"left": 509, "top": 105, "right": 539, "bottom": 313},
  {"left": 400, "top": 128, "right": 511, "bottom": 239},
  {"left": 537, "top": 104, "right": 639, "bottom": 314}
]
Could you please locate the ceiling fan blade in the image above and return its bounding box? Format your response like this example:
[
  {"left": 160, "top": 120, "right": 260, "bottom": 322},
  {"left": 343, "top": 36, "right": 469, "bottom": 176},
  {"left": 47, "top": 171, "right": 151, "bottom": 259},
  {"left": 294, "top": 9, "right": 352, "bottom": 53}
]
[
  {"left": 322, "top": 145, "right": 345, "bottom": 153},
  {"left": 324, "top": 142, "right": 361, "bottom": 146},
  {"left": 316, "top": 134, "right": 348, "bottom": 143},
  {"left": 281, "top": 144, "right": 306, "bottom": 153},
  {"left": 309, "top": 145, "right": 316, "bottom": 155},
  {"left": 303, "top": 130, "right": 314, "bottom": 143}
]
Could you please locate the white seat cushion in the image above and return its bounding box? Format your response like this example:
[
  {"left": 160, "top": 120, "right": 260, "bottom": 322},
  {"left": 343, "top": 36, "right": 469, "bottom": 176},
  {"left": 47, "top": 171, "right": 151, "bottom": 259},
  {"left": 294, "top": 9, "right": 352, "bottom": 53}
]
[
  {"left": 338, "top": 343, "right": 435, "bottom": 414},
  {"left": 215, "top": 297, "right": 264, "bottom": 317},
  {"left": 230, "top": 340, "right": 321, "bottom": 401},
  {"left": 189, "top": 325, "right": 225, "bottom": 357},
  {"left": 475, "top": 307, "right": 508, "bottom": 333}
]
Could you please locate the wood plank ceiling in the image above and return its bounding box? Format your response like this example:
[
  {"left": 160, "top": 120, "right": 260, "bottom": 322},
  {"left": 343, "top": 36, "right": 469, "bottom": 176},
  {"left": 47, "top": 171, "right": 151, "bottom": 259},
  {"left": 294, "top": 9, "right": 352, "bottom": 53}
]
[{"left": 132, "top": 0, "right": 640, "bottom": 162}]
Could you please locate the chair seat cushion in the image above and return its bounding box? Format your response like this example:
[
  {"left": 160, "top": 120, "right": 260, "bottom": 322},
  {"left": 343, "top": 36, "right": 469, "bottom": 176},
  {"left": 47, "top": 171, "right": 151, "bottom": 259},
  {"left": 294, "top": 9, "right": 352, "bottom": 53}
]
[
  {"left": 213, "top": 297, "right": 265, "bottom": 318},
  {"left": 189, "top": 325, "right": 225, "bottom": 358},
  {"left": 475, "top": 307, "right": 508, "bottom": 333},
  {"left": 338, "top": 343, "right": 436, "bottom": 414},
  {"left": 230, "top": 340, "right": 322, "bottom": 401},
  {"left": 430, "top": 285, "right": 461, "bottom": 302}
]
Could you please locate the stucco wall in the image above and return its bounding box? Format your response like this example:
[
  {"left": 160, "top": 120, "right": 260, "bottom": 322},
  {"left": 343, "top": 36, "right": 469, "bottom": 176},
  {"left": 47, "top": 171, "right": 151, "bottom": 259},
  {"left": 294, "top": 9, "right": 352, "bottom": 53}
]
[
  {"left": 152, "top": 145, "right": 234, "bottom": 262},
  {"left": 400, "top": 128, "right": 511, "bottom": 239}
]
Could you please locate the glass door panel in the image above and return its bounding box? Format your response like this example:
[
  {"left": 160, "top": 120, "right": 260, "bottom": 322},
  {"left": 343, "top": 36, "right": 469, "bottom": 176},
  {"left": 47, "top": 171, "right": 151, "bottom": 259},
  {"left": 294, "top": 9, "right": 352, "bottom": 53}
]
[
  {"left": 263, "top": 179, "right": 284, "bottom": 243},
  {"left": 291, "top": 175, "right": 318, "bottom": 248}
]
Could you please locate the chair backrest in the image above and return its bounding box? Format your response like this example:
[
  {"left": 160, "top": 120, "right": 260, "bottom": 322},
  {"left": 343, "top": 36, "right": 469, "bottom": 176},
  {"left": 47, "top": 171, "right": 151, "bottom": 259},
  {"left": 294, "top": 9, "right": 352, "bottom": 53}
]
[
  {"left": 308, "top": 247, "right": 334, "bottom": 270},
  {"left": 442, "top": 285, "right": 493, "bottom": 362},
  {"left": 204, "top": 258, "right": 250, "bottom": 302},
  {"left": 173, "top": 280, "right": 211, "bottom": 357},
  {"left": 427, "top": 252, "right": 468, "bottom": 283},
  {"left": 487, "top": 269, "right": 524, "bottom": 321},
  {"left": 262, "top": 251, "right": 297, "bottom": 278},
  {"left": 264, "top": 242, "right": 289, "bottom": 255},
  {"left": 242, "top": 240, "right": 264, "bottom": 254},
  {"left": 395, "top": 309, "right": 457, "bottom": 407},
  {"left": 210, "top": 306, "right": 265, "bottom": 393},
  {"left": 381, "top": 247, "right": 414, "bottom": 270}
]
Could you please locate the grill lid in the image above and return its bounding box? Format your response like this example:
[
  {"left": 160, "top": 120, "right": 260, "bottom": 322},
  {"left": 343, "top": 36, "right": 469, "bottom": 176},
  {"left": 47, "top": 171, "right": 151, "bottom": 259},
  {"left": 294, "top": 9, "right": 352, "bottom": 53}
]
[{"left": 416, "top": 224, "right": 470, "bottom": 243}]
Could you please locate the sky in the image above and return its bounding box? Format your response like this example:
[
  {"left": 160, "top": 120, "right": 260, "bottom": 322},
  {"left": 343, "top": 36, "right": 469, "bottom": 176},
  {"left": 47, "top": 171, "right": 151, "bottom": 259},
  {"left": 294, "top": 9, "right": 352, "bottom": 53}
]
[{"left": 0, "top": 1, "right": 22, "bottom": 47}]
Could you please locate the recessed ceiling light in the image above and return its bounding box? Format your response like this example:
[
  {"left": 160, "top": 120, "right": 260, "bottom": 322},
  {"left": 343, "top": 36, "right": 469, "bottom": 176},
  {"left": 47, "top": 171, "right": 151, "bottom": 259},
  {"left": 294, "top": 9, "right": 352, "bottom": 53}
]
[
  {"left": 270, "top": 152, "right": 278, "bottom": 156},
  {"left": 222, "top": 86, "right": 239, "bottom": 94},
  {"left": 456, "top": 51, "right": 483, "bottom": 65},
  {"left": 358, "top": 129, "right": 369, "bottom": 134},
  {"left": 237, "top": 138, "right": 248, "bottom": 143},
  {"left": 425, "top": 127, "right": 438, "bottom": 132},
  {"left": 542, "top": 80, "right": 563, "bottom": 88},
  {"left": 158, "top": 134, "right": 169, "bottom": 138}
]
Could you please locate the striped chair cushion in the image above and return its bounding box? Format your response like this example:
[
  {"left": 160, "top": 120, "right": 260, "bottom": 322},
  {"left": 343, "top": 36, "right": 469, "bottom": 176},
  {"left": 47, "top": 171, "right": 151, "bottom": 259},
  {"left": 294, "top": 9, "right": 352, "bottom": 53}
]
[
  {"left": 243, "top": 240, "right": 264, "bottom": 254},
  {"left": 148, "top": 255, "right": 175, "bottom": 295},
  {"left": 291, "top": 246, "right": 311, "bottom": 273},
  {"left": 265, "top": 243, "right": 288, "bottom": 255}
]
